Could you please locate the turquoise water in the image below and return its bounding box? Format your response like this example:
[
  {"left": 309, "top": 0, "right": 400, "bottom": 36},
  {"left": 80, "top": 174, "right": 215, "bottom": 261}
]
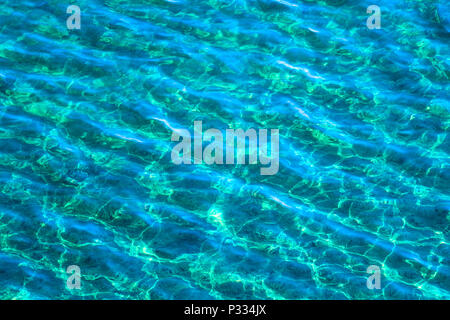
[{"left": 0, "top": 0, "right": 449, "bottom": 299}]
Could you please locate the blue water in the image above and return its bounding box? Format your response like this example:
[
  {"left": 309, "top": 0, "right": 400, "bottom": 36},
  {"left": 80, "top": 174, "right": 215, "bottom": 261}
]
[{"left": 0, "top": 0, "right": 449, "bottom": 299}]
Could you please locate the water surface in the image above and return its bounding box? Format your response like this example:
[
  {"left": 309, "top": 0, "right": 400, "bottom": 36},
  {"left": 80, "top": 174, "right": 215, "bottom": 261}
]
[{"left": 0, "top": 0, "right": 449, "bottom": 299}]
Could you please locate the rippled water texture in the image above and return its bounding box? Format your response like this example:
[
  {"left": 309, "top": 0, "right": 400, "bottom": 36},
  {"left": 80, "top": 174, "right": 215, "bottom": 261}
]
[{"left": 0, "top": 0, "right": 449, "bottom": 300}]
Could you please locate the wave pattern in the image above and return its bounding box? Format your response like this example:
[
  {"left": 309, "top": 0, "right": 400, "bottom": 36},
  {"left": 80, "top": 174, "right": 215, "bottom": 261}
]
[{"left": 0, "top": 0, "right": 449, "bottom": 299}]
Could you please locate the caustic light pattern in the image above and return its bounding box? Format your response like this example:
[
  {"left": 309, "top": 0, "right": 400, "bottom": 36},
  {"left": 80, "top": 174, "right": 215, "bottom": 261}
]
[{"left": 0, "top": 0, "right": 449, "bottom": 300}]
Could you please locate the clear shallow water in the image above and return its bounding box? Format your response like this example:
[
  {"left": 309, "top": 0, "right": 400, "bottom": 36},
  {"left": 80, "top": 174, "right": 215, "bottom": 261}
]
[{"left": 0, "top": 0, "right": 449, "bottom": 299}]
